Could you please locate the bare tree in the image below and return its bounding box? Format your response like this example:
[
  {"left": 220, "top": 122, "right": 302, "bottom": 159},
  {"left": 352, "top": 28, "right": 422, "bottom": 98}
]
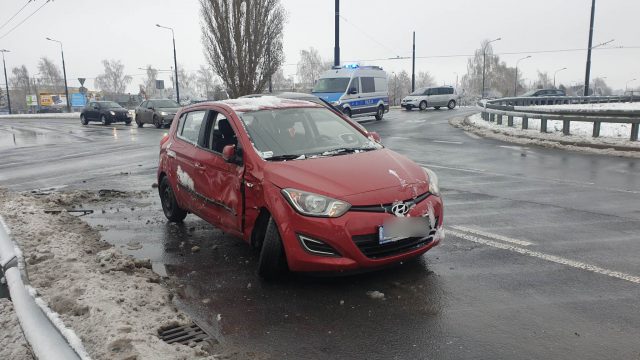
[
  {"left": 139, "top": 65, "right": 158, "bottom": 99},
  {"left": 9, "top": 65, "right": 31, "bottom": 112},
  {"left": 272, "top": 68, "right": 293, "bottom": 92},
  {"left": 389, "top": 70, "right": 411, "bottom": 106},
  {"left": 176, "top": 66, "right": 197, "bottom": 100},
  {"left": 460, "top": 40, "right": 521, "bottom": 98},
  {"left": 200, "top": 0, "right": 286, "bottom": 98},
  {"left": 297, "top": 47, "right": 327, "bottom": 89},
  {"left": 592, "top": 77, "right": 612, "bottom": 96},
  {"left": 37, "top": 57, "right": 63, "bottom": 93},
  {"left": 196, "top": 65, "right": 215, "bottom": 98},
  {"left": 416, "top": 71, "right": 435, "bottom": 89},
  {"left": 95, "top": 59, "right": 132, "bottom": 94},
  {"left": 533, "top": 71, "right": 552, "bottom": 89}
]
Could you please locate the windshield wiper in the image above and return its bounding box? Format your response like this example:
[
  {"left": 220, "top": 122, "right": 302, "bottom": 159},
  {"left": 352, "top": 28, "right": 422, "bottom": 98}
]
[
  {"left": 319, "top": 147, "right": 377, "bottom": 156},
  {"left": 264, "top": 154, "right": 306, "bottom": 161}
]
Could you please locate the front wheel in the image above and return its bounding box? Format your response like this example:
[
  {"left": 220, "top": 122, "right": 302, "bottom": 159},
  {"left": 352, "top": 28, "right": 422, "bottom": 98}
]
[
  {"left": 159, "top": 177, "right": 187, "bottom": 222},
  {"left": 342, "top": 108, "right": 352, "bottom": 118},
  {"left": 153, "top": 115, "right": 162, "bottom": 129},
  {"left": 101, "top": 115, "right": 109, "bottom": 126},
  {"left": 80, "top": 114, "right": 88, "bottom": 125},
  {"left": 447, "top": 100, "right": 457, "bottom": 110},
  {"left": 419, "top": 101, "right": 427, "bottom": 111},
  {"left": 374, "top": 106, "right": 384, "bottom": 121},
  {"left": 257, "top": 218, "right": 288, "bottom": 280}
]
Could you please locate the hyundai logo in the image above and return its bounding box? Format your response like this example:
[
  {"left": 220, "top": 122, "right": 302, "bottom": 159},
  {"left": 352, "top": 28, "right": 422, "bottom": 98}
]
[{"left": 390, "top": 202, "right": 410, "bottom": 217}]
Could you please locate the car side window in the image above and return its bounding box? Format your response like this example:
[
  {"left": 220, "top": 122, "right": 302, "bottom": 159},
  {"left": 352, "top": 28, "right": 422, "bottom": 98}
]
[
  {"left": 140, "top": 101, "right": 147, "bottom": 108},
  {"left": 349, "top": 77, "right": 360, "bottom": 94},
  {"left": 447, "top": 88, "right": 454, "bottom": 95},
  {"left": 206, "top": 112, "right": 238, "bottom": 153},
  {"left": 361, "top": 77, "right": 375, "bottom": 93},
  {"left": 178, "top": 111, "right": 206, "bottom": 145},
  {"left": 147, "top": 101, "right": 154, "bottom": 109}
]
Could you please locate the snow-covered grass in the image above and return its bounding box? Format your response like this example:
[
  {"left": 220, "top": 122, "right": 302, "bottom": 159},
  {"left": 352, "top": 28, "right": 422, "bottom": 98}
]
[
  {"left": 0, "top": 190, "right": 215, "bottom": 360},
  {"left": 0, "top": 298, "right": 33, "bottom": 360},
  {"left": 0, "top": 112, "right": 81, "bottom": 120},
  {"left": 517, "top": 102, "right": 640, "bottom": 112}
]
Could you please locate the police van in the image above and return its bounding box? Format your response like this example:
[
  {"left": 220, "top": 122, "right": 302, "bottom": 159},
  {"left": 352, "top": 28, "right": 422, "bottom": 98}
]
[{"left": 312, "top": 65, "right": 389, "bottom": 120}]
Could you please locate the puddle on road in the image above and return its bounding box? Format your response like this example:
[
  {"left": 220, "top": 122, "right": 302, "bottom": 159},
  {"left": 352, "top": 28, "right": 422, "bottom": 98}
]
[{"left": 0, "top": 126, "right": 80, "bottom": 150}]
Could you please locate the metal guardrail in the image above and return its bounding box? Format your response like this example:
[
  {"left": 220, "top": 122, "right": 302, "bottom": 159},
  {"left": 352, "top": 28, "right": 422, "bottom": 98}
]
[{"left": 478, "top": 96, "right": 640, "bottom": 141}]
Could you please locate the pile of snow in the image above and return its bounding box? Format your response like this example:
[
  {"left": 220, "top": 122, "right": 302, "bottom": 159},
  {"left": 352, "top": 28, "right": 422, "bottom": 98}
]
[
  {"left": 221, "top": 96, "right": 313, "bottom": 112},
  {"left": 0, "top": 298, "right": 33, "bottom": 360},
  {"left": 0, "top": 190, "right": 215, "bottom": 360},
  {"left": 0, "top": 112, "right": 81, "bottom": 120},
  {"left": 517, "top": 102, "right": 640, "bottom": 112}
]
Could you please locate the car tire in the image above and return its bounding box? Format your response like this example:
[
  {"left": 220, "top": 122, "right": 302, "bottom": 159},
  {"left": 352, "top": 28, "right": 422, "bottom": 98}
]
[
  {"left": 159, "top": 176, "right": 187, "bottom": 222},
  {"left": 257, "top": 217, "right": 288, "bottom": 280},
  {"left": 374, "top": 105, "right": 384, "bottom": 121},
  {"left": 342, "top": 108, "right": 352, "bottom": 118},
  {"left": 80, "top": 114, "right": 88, "bottom": 125},
  {"left": 419, "top": 101, "right": 427, "bottom": 111},
  {"left": 434, "top": 106, "right": 441, "bottom": 110},
  {"left": 447, "top": 100, "right": 456, "bottom": 110},
  {"left": 125, "top": 120, "right": 132, "bottom": 125},
  {"left": 404, "top": 106, "right": 412, "bottom": 111},
  {"left": 101, "top": 115, "right": 109, "bottom": 126},
  {"left": 153, "top": 115, "right": 163, "bottom": 129},
  {"left": 136, "top": 117, "right": 144, "bottom": 128}
]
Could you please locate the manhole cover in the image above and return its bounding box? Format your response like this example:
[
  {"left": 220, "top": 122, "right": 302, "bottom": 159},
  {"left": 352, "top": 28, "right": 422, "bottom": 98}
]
[{"left": 159, "top": 323, "right": 209, "bottom": 345}]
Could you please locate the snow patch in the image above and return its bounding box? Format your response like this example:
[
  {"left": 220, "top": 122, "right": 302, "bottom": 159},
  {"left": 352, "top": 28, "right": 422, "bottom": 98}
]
[
  {"left": 176, "top": 166, "right": 194, "bottom": 191},
  {"left": 366, "top": 291, "right": 385, "bottom": 300},
  {"left": 221, "top": 96, "right": 315, "bottom": 112}
]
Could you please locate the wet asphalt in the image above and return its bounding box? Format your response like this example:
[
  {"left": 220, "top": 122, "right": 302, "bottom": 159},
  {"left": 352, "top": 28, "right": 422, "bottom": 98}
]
[{"left": 1, "top": 109, "right": 639, "bottom": 359}]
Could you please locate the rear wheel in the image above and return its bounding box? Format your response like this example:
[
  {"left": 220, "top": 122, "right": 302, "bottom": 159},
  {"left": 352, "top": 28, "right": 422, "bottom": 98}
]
[
  {"left": 257, "top": 218, "right": 288, "bottom": 280},
  {"left": 374, "top": 105, "right": 384, "bottom": 120},
  {"left": 159, "top": 176, "right": 187, "bottom": 222},
  {"left": 80, "top": 114, "right": 88, "bottom": 125},
  {"left": 153, "top": 115, "right": 162, "bottom": 129},
  {"left": 136, "top": 116, "right": 143, "bottom": 128},
  {"left": 419, "top": 101, "right": 427, "bottom": 111},
  {"left": 342, "top": 108, "right": 352, "bottom": 118},
  {"left": 447, "top": 100, "right": 456, "bottom": 110},
  {"left": 101, "top": 115, "right": 109, "bottom": 126}
]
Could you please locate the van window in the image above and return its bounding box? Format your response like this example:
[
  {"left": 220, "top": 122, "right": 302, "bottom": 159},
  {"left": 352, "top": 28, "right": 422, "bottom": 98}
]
[
  {"left": 361, "top": 77, "right": 375, "bottom": 93},
  {"left": 312, "top": 78, "right": 350, "bottom": 93},
  {"left": 349, "top": 77, "right": 360, "bottom": 94},
  {"left": 427, "top": 88, "right": 437, "bottom": 96},
  {"left": 374, "top": 78, "right": 387, "bottom": 92}
]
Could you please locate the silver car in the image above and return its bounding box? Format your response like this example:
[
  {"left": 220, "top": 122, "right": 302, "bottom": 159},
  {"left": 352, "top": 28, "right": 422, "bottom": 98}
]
[
  {"left": 134, "top": 99, "right": 181, "bottom": 128},
  {"left": 401, "top": 86, "right": 458, "bottom": 111}
]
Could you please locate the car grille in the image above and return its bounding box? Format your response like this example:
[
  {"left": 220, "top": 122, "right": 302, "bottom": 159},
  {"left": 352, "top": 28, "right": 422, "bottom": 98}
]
[
  {"left": 349, "top": 192, "right": 431, "bottom": 214},
  {"left": 352, "top": 219, "right": 438, "bottom": 259}
]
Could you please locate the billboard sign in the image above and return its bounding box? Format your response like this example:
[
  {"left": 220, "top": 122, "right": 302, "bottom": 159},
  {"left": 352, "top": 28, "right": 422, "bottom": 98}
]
[
  {"left": 71, "top": 93, "right": 86, "bottom": 107},
  {"left": 40, "top": 94, "right": 67, "bottom": 107},
  {"left": 26, "top": 94, "right": 38, "bottom": 106}
]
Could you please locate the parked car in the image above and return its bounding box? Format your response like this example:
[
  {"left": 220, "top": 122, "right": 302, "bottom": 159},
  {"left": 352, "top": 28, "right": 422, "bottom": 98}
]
[
  {"left": 157, "top": 96, "right": 444, "bottom": 279},
  {"left": 135, "top": 99, "right": 181, "bottom": 128},
  {"left": 312, "top": 65, "right": 389, "bottom": 120},
  {"left": 80, "top": 101, "right": 132, "bottom": 126},
  {"left": 37, "top": 106, "right": 64, "bottom": 114},
  {"left": 401, "top": 86, "right": 458, "bottom": 111},
  {"left": 521, "top": 89, "right": 566, "bottom": 97}
]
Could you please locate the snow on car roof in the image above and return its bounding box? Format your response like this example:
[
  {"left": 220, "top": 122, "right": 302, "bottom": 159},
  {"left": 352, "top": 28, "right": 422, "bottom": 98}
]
[{"left": 220, "top": 95, "right": 320, "bottom": 112}]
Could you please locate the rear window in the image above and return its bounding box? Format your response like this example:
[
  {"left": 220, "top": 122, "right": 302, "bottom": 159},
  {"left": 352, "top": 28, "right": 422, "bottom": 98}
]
[{"left": 178, "top": 111, "right": 206, "bottom": 144}]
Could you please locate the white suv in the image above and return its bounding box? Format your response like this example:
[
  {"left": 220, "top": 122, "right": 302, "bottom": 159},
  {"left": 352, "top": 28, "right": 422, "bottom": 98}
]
[{"left": 401, "top": 86, "right": 458, "bottom": 111}]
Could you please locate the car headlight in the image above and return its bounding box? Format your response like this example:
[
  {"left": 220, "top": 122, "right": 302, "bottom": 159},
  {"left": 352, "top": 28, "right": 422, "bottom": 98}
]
[
  {"left": 281, "top": 188, "right": 350, "bottom": 217},
  {"left": 423, "top": 168, "right": 440, "bottom": 196},
  {"left": 159, "top": 111, "right": 168, "bottom": 116},
  {"left": 109, "top": 111, "right": 116, "bottom": 116},
  {"left": 331, "top": 101, "right": 341, "bottom": 106}
]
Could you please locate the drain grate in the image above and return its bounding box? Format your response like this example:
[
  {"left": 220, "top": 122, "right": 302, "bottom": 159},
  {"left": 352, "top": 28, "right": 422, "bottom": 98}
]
[{"left": 158, "top": 323, "right": 209, "bottom": 345}]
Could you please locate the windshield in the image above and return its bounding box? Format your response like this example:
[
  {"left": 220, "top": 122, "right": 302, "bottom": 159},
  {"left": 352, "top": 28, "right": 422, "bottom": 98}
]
[
  {"left": 521, "top": 90, "right": 537, "bottom": 97},
  {"left": 410, "top": 88, "right": 427, "bottom": 96},
  {"left": 152, "top": 100, "right": 180, "bottom": 108},
  {"left": 99, "top": 101, "right": 123, "bottom": 109},
  {"left": 239, "top": 107, "right": 381, "bottom": 160},
  {"left": 312, "top": 78, "right": 350, "bottom": 93}
]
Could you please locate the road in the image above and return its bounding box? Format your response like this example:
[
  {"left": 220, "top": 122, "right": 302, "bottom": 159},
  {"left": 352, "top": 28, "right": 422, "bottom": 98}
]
[{"left": 1, "top": 109, "right": 639, "bottom": 359}]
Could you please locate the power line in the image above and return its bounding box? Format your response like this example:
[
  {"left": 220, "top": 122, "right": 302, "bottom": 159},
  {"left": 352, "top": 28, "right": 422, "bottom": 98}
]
[
  {"left": 338, "top": 15, "right": 403, "bottom": 58},
  {"left": 0, "top": 0, "right": 33, "bottom": 32},
  {"left": 0, "top": 0, "right": 51, "bottom": 41}
]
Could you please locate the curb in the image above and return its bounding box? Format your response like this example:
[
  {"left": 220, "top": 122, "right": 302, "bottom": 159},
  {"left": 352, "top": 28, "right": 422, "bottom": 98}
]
[
  {"left": 0, "top": 216, "right": 87, "bottom": 360},
  {"left": 451, "top": 114, "right": 640, "bottom": 158}
]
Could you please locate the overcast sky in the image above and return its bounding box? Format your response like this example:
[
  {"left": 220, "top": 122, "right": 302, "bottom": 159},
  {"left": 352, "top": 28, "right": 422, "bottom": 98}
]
[{"left": 1, "top": 0, "right": 639, "bottom": 93}]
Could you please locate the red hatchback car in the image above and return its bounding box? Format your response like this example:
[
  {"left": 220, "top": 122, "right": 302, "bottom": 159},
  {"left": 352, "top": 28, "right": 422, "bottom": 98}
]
[{"left": 157, "top": 97, "right": 444, "bottom": 279}]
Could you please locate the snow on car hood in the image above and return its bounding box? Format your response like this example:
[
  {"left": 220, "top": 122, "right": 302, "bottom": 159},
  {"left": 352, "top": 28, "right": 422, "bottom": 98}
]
[{"left": 264, "top": 149, "right": 430, "bottom": 204}]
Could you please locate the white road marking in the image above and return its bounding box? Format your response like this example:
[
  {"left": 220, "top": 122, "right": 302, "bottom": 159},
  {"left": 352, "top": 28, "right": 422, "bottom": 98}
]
[
  {"left": 448, "top": 229, "right": 640, "bottom": 285},
  {"left": 433, "top": 140, "right": 464, "bottom": 145},
  {"left": 499, "top": 145, "right": 530, "bottom": 151},
  {"left": 451, "top": 225, "right": 534, "bottom": 246}
]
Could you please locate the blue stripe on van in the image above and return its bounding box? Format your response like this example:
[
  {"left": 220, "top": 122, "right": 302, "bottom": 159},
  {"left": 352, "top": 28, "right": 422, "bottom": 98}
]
[{"left": 346, "top": 97, "right": 389, "bottom": 108}]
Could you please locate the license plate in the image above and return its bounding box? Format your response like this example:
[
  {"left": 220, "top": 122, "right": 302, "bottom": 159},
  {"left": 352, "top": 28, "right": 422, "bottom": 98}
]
[{"left": 378, "top": 218, "right": 431, "bottom": 244}]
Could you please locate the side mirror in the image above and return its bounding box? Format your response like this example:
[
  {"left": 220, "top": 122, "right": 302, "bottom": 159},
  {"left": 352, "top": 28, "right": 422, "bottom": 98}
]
[
  {"left": 222, "top": 144, "right": 236, "bottom": 163},
  {"left": 368, "top": 131, "right": 381, "bottom": 143},
  {"left": 347, "top": 88, "right": 357, "bottom": 95}
]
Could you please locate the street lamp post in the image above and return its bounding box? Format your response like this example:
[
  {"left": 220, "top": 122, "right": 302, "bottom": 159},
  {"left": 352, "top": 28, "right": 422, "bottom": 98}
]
[
  {"left": 625, "top": 78, "right": 636, "bottom": 93},
  {"left": 156, "top": 24, "right": 180, "bottom": 104},
  {"left": 45, "top": 37, "right": 71, "bottom": 112},
  {"left": 514, "top": 55, "right": 531, "bottom": 96},
  {"left": 482, "top": 37, "right": 501, "bottom": 98},
  {"left": 1, "top": 49, "right": 11, "bottom": 114},
  {"left": 553, "top": 67, "right": 567, "bottom": 88}
]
